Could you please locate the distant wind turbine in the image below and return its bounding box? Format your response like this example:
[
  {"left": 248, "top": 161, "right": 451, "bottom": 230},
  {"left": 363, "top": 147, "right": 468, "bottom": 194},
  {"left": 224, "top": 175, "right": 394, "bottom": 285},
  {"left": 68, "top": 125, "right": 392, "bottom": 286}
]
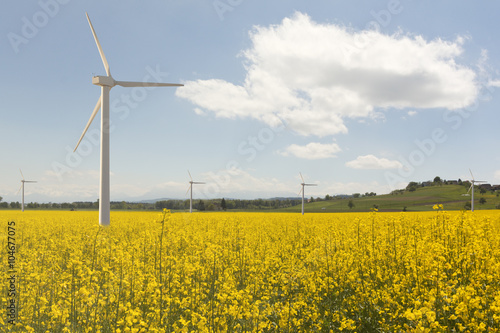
[
  {"left": 298, "top": 172, "right": 317, "bottom": 215},
  {"left": 73, "top": 13, "right": 183, "bottom": 226},
  {"left": 17, "top": 169, "right": 37, "bottom": 212},
  {"left": 186, "top": 171, "right": 205, "bottom": 213},
  {"left": 466, "top": 169, "right": 486, "bottom": 212}
]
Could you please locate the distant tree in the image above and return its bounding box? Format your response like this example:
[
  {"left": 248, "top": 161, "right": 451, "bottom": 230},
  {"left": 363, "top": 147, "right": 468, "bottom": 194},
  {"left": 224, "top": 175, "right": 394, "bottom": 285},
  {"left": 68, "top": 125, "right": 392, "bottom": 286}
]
[
  {"left": 198, "top": 200, "right": 205, "bottom": 212},
  {"left": 433, "top": 176, "right": 442, "bottom": 184},
  {"left": 406, "top": 182, "right": 419, "bottom": 192},
  {"left": 0, "top": 196, "right": 2, "bottom": 202},
  {"left": 353, "top": 193, "right": 360, "bottom": 198},
  {"left": 403, "top": 206, "right": 407, "bottom": 212},
  {"left": 325, "top": 194, "right": 331, "bottom": 201},
  {"left": 480, "top": 188, "right": 486, "bottom": 195},
  {"left": 464, "top": 201, "right": 471, "bottom": 210},
  {"left": 348, "top": 200, "right": 355, "bottom": 210},
  {"left": 221, "top": 198, "right": 227, "bottom": 211},
  {"left": 458, "top": 178, "right": 462, "bottom": 185},
  {"left": 479, "top": 197, "right": 486, "bottom": 205},
  {"left": 155, "top": 200, "right": 169, "bottom": 210},
  {"left": 226, "top": 200, "right": 235, "bottom": 210},
  {"left": 310, "top": 197, "right": 314, "bottom": 203}
]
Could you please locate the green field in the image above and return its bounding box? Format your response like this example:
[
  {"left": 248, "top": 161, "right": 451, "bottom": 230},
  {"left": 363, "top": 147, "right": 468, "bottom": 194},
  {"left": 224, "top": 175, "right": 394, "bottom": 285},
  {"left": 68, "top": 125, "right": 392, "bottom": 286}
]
[{"left": 280, "top": 185, "right": 500, "bottom": 213}]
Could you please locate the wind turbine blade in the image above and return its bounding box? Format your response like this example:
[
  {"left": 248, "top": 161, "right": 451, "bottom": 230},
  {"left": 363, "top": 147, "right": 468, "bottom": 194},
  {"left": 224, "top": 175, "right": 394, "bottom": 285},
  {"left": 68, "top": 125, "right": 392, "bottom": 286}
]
[
  {"left": 74, "top": 97, "right": 101, "bottom": 152},
  {"left": 469, "top": 169, "right": 475, "bottom": 181},
  {"left": 115, "top": 81, "right": 183, "bottom": 88},
  {"left": 298, "top": 187, "right": 303, "bottom": 196},
  {"left": 186, "top": 185, "right": 191, "bottom": 196},
  {"left": 16, "top": 184, "right": 22, "bottom": 195},
  {"left": 467, "top": 184, "right": 473, "bottom": 194},
  {"left": 299, "top": 172, "right": 305, "bottom": 183},
  {"left": 19, "top": 169, "right": 25, "bottom": 180},
  {"left": 25, "top": 181, "right": 37, "bottom": 183},
  {"left": 188, "top": 170, "right": 193, "bottom": 182},
  {"left": 193, "top": 182, "right": 205, "bottom": 185},
  {"left": 86, "top": 13, "right": 110, "bottom": 76},
  {"left": 305, "top": 184, "right": 318, "bottom": 186}
]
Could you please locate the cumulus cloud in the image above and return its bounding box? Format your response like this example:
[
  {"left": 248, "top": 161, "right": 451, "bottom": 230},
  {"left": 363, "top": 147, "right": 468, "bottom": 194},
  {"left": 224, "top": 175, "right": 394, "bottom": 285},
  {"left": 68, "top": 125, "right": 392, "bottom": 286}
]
[
  {"left": 346, "top": 155, "right": 402, "bottom": 170},
  {"left": 323, "top": 180, "right": 392, "bottom": 196},
  {"left": 198, "top": 168, "right": 295, "bottom": 198},
  {"left": 487, "top": 80, "right": 500, "bottom": 87},
  {"left": 177, "top": 12, "right": 479, "bottom": 137},
  {"left": 35, "top": 170, "right": 100, "bottom": 200},
  {"left": 279, "top": 142, "right": 341, "bottom": 159}
]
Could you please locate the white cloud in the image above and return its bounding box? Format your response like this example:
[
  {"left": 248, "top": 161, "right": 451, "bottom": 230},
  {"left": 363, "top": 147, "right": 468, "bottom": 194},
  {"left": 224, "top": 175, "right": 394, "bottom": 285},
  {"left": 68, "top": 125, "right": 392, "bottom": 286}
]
[
  {"left": 43, "top": 169, "right": 100, "bottom": 181},
  {"left": 194, "top": 108, "right": 206, "bottom": 116},
  {"left": 323, "top": 181, "right": 391, "bottom": 196},
  {"left": 177, "top": 12, "right": 479, "bottom": 137},
  {"left": 407, "top": 110, "right": 417, "bottom": 116},
  {"left": 198, "top": 169, "right": 296, "bottom": 198},
  {"left": 494, "top": 170, "right": 500, "bottom": 182},
  {"left": 35, "top": 169, "right": 101, "bottom": 200},
  {"left": 346, "top": 155, "right": 402, "bottom": 170},
  {"left": 136, "top": 169, "right": 299, "bottom": 200},
  {"left": 5, "top": 167, "right": 402, "bottom": 202},
  {"left": 279, "top": 142, "right": 341, "bottom": 159},
  {"left": 487, "top": 80, "right": 500, "bottom": 87}
]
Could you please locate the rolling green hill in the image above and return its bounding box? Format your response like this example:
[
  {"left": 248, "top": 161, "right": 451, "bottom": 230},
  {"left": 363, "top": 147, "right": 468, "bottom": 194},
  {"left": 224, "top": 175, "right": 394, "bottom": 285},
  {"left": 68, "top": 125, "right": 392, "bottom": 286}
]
[{"left": 279, "top": 184, "right": 500, "bottom": 213}]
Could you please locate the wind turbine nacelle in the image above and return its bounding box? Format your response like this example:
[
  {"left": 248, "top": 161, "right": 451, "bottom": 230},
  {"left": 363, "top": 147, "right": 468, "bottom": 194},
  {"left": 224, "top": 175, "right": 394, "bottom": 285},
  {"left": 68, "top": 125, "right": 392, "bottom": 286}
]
[{"left": 92, "top": 76, "right": 115, "bottom": 87}]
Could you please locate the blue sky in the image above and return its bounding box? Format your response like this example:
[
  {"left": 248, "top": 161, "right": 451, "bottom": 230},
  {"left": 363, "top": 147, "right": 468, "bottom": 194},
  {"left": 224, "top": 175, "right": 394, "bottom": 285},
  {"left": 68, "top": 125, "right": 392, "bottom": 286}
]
[{"left": 1, "top": 1, "right": 499, "bottom": 203}]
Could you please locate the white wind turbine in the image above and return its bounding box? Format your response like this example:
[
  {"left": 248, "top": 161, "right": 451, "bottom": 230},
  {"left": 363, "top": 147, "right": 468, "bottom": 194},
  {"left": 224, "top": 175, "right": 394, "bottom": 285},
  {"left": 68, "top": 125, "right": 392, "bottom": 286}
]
[
  {"left": 74, "top": 13, "right": 183, "bottom": 226},
  {"left": 466, "top": 169, "right": 486, "bottom": 212},
  {"left": 186, "top": 171, "right": 205, "bottom": 213},
  {"left": 17, "top": 169, "right": 37, "bottom": 212},
  {"left": 298, "top": 172, "right": 317, "bottom": 215}
]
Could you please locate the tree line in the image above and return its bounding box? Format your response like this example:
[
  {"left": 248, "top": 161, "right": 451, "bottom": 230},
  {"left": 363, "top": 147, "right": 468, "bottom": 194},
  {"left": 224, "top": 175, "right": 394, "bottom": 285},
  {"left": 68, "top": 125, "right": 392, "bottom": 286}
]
[
  {"left": 0, "top": 197, "right": 308, "bottom": 211},
  {"left": 0, "top": 193, "right": 377, "bottom": 212}
]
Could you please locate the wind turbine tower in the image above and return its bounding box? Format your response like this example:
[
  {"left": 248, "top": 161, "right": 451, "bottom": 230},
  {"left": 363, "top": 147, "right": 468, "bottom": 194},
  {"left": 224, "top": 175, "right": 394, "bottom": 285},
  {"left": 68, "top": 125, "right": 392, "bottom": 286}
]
[
  {"left": 73, "top": 13, "right": 183, "bottom": 226},
  {"left": 187, "top": 171, "right": 205, "bottom": 213},
  {"left": 298, "top": 172, "right": 317, "bottom": 215},
  {"left": 467, "top": 169, "right": 486, "bottom": 212},
  {"left": 17, "top": 169, "right": 37, "bottom": 212}
]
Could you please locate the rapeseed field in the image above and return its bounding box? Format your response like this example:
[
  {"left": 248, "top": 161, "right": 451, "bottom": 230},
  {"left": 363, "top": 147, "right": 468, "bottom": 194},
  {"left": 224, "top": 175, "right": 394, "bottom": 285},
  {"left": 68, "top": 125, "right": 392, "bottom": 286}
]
[{"left": 1, "top": 209, "right": 500, "bottom": 332}]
